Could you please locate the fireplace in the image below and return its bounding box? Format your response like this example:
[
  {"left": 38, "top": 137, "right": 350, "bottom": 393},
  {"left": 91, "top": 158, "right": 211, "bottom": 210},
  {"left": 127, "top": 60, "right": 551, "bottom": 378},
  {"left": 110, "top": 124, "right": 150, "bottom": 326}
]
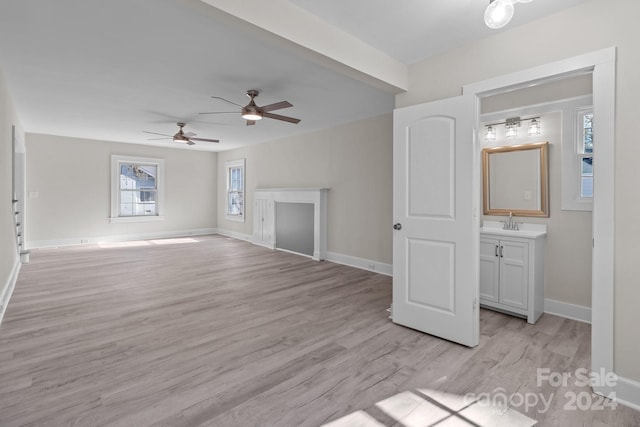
[{"left": 252, "top": 188, "right": 328, "bottom": 260}]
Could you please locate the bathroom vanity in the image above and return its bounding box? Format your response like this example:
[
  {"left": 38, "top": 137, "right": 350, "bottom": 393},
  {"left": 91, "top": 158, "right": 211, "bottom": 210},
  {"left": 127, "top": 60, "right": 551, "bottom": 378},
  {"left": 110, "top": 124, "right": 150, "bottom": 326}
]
[{"left": 479, "top": 221, "right": 546, "bottom": 324}]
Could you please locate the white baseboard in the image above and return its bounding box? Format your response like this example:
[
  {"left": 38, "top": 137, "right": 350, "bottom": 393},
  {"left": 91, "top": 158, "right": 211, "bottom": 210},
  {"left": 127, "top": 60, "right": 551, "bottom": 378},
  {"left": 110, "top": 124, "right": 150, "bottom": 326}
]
[
  {"left": 326, "top": 251, "right": 392, "bottom": 276},
  {"left": 0, "top": 260, "right": 21, "bottom": 325},
  {"left": 613, "top": 375, "right": 640, "bottom": 411},
  {"left": 214, "top": 228, "right": 254, "bottom": 242},
  {"left": 544, "top": 298, "right": 591, "bottom": 323},
  {"left": 28, "top": 228, "right": 218, "bottom": 249},
  {"left": 215, "top": 228, "right": 392, "bottom": 276}
]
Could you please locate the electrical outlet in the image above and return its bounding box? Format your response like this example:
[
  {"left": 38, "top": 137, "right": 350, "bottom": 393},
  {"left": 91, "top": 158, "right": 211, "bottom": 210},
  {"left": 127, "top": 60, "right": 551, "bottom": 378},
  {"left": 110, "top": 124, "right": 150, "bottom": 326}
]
[{"left": 368, "top": 263, "right": 376, "bottom": 271}]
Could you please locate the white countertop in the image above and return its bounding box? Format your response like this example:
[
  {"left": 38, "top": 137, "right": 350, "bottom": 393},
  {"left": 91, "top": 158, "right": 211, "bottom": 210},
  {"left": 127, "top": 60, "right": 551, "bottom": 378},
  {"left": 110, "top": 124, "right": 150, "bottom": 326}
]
[{"left": 480, "top": 220, "right": 547, "bottom": 238}]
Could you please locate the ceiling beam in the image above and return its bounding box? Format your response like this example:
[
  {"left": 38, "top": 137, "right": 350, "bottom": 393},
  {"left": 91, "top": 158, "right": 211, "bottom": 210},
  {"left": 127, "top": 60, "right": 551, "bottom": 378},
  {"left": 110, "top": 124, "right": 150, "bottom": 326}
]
[{"left": 198, "top": 0, "right": 408, "bottom": 93}]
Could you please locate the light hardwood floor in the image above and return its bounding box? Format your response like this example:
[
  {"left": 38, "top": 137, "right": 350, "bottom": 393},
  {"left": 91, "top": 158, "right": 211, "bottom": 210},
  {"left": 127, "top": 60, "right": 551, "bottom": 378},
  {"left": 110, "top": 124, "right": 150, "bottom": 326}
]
[{"left": 0, "top": 235, "right": 638, "bottom": 426}]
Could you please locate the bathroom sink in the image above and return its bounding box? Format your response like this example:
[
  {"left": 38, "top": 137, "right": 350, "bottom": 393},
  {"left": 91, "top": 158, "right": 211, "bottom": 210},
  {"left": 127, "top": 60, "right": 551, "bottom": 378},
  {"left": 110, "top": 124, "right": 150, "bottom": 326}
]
[{"left": 480, "top": 220, "right": 547, "bottom": 238}]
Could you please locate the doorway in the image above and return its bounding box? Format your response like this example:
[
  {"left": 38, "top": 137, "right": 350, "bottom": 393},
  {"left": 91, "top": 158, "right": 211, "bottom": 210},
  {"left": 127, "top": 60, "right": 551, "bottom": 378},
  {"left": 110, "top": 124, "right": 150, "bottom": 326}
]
[
  {"left": 466, "top": 47, "right": 615, "bottom": 398},
  {"left": 479, "top": 83, "right": 594, "bottom": 323}
]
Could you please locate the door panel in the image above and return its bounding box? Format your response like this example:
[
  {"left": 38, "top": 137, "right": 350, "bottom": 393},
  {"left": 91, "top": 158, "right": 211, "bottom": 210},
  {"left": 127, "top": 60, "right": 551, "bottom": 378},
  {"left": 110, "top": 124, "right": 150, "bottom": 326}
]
[
  {"left": 407, "top": 239, "right": 455, "bottom": 313},
  {"left": 408, "top": 117, "right": 455, "bottom": 218},
  {"left": 392, "top": 95, "right": 479, "bottom": 347}
]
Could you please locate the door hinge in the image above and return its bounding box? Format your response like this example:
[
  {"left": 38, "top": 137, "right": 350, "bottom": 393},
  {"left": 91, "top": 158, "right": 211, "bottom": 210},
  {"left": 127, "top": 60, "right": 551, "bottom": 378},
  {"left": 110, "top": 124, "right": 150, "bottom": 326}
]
[{"left": 473, "top": 297, "right": 477, "bottom": 311}]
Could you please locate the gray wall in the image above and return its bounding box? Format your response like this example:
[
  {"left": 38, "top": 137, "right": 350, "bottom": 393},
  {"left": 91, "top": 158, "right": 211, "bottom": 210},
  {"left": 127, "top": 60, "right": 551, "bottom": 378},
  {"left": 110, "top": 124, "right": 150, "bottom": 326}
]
[
  {"left": 26, "top": 133, "right": 218, "bottom": 245},
  {"left": 0, "top": 70, "right": 23, "bottom": 318}
]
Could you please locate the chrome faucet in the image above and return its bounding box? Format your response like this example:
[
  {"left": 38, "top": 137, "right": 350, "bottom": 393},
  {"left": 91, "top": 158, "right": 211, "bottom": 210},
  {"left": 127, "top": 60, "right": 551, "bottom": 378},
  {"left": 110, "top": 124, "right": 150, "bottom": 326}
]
[{"left": 502, "top": 212, "right": 519, "bottom": 231}]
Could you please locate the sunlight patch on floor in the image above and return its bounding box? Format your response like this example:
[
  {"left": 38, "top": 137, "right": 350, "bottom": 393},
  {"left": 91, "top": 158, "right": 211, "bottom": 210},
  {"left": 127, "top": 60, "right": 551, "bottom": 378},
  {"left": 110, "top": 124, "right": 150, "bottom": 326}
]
[
  {"left": 322, "top": 410, "right": 385, "bottom": 427},
  {"left": 150, "top": 237, "right": 199, "bottom": 245},
  {"left": 98, "top": 237, "right": 199, "bottom": 248},
  {"left": 322, "top": 389, "right": 537, "bottom": 427},
  {"left": 98, "top": 241, "right": 151, "bottom": 248}
]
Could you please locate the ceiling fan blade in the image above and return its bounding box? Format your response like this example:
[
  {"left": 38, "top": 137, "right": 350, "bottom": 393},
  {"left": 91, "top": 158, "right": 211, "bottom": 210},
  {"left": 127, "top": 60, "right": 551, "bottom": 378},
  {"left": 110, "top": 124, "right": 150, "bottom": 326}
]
[
  {"left": 246, "top": 120, "right": 256, "bottom": 126},
  {"left": 260, "top": 101, "right": 293, "bottom": 112},
  {"left": 190, "top": 137, "right": 220, "bottom": 143},
  {"left": 198, "top": 111, "right": 238, "bottom": 115},
  {"left": 143, "top": 131, "right": 173, "bottom": 137},
  {"left": 147, "top": 137, "right": 172, "bottom": 141},
  {"left": 184, "top": 132, "right": 196, "bottom": 137},
  {"left": 262, "top": 112, "right": 301, "bottom": 124},
  {"left": 211, "top": 96, "right": 244, "bottom": 108},
  {"left": 186, "top": 141, "right": 196, "bottom": 145}
]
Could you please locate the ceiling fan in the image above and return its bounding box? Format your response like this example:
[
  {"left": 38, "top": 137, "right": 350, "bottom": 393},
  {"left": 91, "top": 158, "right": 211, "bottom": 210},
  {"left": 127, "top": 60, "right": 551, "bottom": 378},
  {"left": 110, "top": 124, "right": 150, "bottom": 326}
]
[
  {"left": 200, "top": 89, "right": 300, "bottom": 126},
  {"left": 143, "top": 122, "right": 219, "bottom": 145}
]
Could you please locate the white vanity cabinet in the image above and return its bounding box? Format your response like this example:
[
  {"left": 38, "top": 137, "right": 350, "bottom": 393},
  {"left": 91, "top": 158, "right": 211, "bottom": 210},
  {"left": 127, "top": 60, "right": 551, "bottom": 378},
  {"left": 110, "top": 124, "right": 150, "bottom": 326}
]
[{"left": 479, "top": 223, "right": 546, "bottom": 324}]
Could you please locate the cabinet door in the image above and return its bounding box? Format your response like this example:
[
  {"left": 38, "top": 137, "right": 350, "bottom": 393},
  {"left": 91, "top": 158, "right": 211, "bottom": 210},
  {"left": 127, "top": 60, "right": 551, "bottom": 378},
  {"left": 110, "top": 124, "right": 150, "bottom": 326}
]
[
  {"left": 254, "top": 198, "right": 272, "bottom": 242},
  {"left": 499, "top": 240, "right": 529, "bottom": 310},
  {"left": 254, "top": 198, "right": 265, "bottom": 241},
  {"left": 479, "top": 238, "right": 500, "bottom": 302}
]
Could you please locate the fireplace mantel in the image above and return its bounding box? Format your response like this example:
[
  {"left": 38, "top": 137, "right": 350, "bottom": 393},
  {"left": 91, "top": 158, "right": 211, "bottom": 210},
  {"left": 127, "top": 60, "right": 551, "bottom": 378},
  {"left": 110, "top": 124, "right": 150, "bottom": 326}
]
[{"left": 252, "top": 188, "right": 329, "bottom": 260}]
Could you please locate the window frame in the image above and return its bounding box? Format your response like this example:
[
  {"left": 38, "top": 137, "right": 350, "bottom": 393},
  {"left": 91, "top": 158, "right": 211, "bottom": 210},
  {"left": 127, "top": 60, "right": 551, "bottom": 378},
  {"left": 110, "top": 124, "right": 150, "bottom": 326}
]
[
  {"left": 225, "top": 158, "right": 245, "bottom": 222},
  {"left": 110, "top": 155, "right": 165, "bottom": 223},
  {"left": 561, "top": 97, "right": 593, "bottom": 212},
  {"left": 577, "top": 108, "right": 593, "bottom": 199}
]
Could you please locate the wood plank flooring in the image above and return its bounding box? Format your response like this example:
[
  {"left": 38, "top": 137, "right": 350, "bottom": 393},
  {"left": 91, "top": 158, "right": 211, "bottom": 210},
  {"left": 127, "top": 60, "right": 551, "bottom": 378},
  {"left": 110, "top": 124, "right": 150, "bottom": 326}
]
[{"left": 0, "top": 235, "right": 638, "bottom": 426}]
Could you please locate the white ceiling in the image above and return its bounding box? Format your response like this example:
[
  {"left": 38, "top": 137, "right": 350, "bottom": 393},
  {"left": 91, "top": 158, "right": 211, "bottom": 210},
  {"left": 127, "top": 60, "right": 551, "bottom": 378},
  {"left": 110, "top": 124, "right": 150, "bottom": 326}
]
[{"left": 0, "top": 0, "right": 586, "bottom": 152}]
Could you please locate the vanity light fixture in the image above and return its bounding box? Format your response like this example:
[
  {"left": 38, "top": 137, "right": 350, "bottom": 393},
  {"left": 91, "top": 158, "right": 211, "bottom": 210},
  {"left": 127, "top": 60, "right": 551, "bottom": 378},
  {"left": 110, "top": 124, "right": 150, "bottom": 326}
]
[
  {"left": 484, "top": 116, "right": 541, "bottom": 141},
  {"left": 528, "top": 118, "right": 541, "bottom": 136},
  {"left": 484, "top": 0, "right": 535, "bottom": 30},
  {"left": 485, "top": 125, "right": 497, "bottom": 141}
]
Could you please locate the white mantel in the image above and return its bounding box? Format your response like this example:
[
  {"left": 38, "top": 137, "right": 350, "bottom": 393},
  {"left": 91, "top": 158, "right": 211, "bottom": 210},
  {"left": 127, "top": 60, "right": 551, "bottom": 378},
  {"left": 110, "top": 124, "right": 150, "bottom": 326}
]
[{"left": 253, "top": 188, "right": 329, "bottom": 260}]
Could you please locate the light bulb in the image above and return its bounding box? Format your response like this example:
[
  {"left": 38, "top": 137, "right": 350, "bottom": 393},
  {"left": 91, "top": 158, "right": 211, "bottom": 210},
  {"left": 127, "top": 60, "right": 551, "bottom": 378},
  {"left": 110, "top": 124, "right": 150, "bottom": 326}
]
[
  {"left": 506, "top": 125, "right": 518, "bottom": 139},
  {"left": 241, "top": 112, "right": 262, "bottom": 121},
  {"left": 485, "top": 125, "right": 496, "bottom": 141},
  {"left": 485, "top": 0, "right": 515, "bottom": 29},
  {"left": 528, "top": 118, "right": 541, "bottom": 136}
]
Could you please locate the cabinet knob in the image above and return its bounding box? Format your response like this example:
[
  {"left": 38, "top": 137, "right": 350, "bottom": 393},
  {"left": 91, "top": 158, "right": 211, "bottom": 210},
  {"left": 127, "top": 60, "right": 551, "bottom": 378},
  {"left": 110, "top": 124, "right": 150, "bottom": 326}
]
[{"left": 393, "top": 223, "right": 402, "bottom": 231}]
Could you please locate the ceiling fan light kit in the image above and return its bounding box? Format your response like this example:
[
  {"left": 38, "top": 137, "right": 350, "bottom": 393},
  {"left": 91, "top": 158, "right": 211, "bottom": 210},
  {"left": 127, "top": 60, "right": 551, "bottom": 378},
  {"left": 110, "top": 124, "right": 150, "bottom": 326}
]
[
  {"left": 200, "top": 89, "right": 300, "bottom": 126},
  {"left": 241, "top": 89, "right": 263, "bottom": 121}
]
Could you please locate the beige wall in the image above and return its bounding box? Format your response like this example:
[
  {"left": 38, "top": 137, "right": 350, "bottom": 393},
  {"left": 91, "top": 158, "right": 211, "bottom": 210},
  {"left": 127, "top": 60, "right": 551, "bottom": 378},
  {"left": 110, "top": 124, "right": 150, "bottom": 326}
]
[
  {"left": 397, "top": 0, "right": 640, "bottom": 380},
  {"left": 217, "top": 114, "right": 393, "bottom": 265},
  {"left": 26, "top": 134, "right": 217, "bottom": 245},
  {"left": 0, "top": 70, "right": 23, "bottom": 308}
]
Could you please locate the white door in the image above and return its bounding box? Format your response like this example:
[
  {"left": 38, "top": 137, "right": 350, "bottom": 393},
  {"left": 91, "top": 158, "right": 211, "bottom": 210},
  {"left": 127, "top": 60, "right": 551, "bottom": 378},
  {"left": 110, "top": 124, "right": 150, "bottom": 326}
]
[{"left": 392, "top": 94, "right": 479, "bottom": 347}]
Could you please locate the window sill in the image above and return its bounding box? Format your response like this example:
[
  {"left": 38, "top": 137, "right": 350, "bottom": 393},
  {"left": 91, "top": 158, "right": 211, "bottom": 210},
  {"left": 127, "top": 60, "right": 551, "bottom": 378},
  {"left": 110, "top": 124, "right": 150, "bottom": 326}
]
[
  {"left": 225, "top": 215, "right": 245, "bottom": 223},
  {"left": 109, "top": 215, "right": 165, "bottom": 224}
]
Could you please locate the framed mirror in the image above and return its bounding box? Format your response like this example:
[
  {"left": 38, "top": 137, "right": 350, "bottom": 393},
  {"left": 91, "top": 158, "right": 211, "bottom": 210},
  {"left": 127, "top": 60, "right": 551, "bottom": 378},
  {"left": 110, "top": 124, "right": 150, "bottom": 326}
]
[{"left": 482, "top": 141, "right": 549, "bottom": 217}]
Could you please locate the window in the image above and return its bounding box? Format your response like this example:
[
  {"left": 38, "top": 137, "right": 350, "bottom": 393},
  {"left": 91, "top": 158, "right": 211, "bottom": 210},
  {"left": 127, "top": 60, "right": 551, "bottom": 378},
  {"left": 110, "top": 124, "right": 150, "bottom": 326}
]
[
  {"left": 110, "top": 155, "right": 165, "bottom": 223},
  {"left": 225, "top": 158, "right": 245, "bottom": 222},
  {"left": 561, "top": 97, "right": 593, "bottom": 211},
  {"left": 578, "top": 110, "right": 593, "bottom": 198}
]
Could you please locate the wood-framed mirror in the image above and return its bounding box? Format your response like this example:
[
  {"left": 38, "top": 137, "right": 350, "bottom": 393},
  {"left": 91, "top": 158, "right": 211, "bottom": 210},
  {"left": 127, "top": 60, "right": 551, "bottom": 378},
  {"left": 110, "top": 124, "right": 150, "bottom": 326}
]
[{"left": 482, "top": 141, "right": 549, "bottom": 217}]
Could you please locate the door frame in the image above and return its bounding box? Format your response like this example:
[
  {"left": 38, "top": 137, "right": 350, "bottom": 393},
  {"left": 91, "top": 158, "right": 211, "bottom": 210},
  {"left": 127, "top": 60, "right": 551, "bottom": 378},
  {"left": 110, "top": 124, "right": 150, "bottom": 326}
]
[{"left": 463, "top": 47, "right": 616, "bottom": 398}]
